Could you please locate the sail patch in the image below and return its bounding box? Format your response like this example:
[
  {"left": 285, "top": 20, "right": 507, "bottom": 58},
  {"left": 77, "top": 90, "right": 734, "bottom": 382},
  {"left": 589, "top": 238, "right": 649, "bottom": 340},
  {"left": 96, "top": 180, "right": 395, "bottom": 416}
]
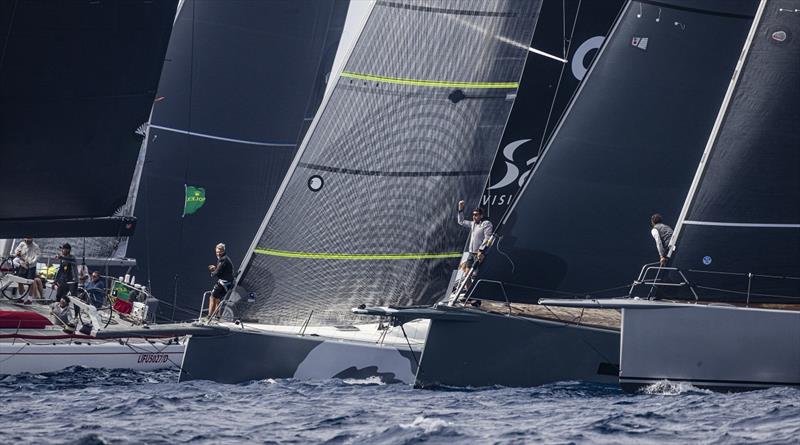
[{"left": 631, "top": 37, "right": 649, "bottom": 50}]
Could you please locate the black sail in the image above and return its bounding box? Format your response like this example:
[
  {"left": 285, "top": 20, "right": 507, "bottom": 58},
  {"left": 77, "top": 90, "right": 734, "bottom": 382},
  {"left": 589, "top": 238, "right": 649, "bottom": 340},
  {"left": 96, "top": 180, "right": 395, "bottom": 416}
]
[
  {"left": 235, "top": 0, "right": 542, "bottom": 325},
  {"left": 127, "top": 0, "right": 349, "bottom": 319},
  {"left": 669, "top": 0, "right": 800, "bottom": 303},
  {"left": 471, "top": 0, "right": 758, "bottom": 303},
  {"left": 482, "top": 0, "right": 624, "bottom": 222},
  {"left": 0, "top": 0, "right": 177, "bottom": 237}
]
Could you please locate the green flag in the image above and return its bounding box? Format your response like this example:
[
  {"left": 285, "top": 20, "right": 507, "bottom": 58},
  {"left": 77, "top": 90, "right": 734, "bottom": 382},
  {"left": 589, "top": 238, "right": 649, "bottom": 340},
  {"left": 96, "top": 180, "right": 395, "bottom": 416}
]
[{"left": 183, "top": 185, "right": 206, "bottom": 216}]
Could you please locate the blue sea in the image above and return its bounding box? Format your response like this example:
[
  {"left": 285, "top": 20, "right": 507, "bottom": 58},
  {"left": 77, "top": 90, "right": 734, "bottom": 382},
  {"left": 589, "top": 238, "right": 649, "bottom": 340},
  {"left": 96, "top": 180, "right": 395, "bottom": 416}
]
[{"left": 1, "top": 369, "right": 799, "bottom": 445}]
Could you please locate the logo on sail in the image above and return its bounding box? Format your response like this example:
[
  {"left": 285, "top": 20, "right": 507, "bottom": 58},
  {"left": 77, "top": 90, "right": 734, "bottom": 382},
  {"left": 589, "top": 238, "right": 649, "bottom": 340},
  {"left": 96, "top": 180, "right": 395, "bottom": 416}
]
[
  {"left": 484, "top": 139, "right": 539, "bottom": 208},
  {"left": 631, "top": 37, "right": 649, "bottom": 51},
  {"left": 183, "top": 185, "right": 206, "bottom": 216}
]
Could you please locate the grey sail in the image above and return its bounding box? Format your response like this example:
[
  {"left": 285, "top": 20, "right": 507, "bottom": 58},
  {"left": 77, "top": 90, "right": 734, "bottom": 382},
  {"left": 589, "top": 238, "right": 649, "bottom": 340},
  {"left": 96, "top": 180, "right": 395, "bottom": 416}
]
[
  {"left": 667, "top": 0, "right": 800, "bottom": 303},
  {"left": 482, "top": 0, "right": 624, "bottom": 221},
  {"left": 0, "top": 0, "right": 177, "bottom": 238},
  {"left": 125, "top": 0, "right": 350, "bottom": 320},
  {"left": 470, "top": 0, "right": 758, "bottom": 304},
  {"left": 234, "top": 0, "right": 542, "bottom": 325}
]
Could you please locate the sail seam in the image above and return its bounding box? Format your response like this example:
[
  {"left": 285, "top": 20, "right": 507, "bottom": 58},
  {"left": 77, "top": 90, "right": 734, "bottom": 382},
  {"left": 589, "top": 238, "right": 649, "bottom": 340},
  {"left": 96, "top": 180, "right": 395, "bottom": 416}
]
[
  {"left": 683, "top": 220, "right": 800, "bottom": 228},
  {"left": 149, "top": 124, "right": 296, "bottom": 148},
  {"left": 254, "top": 248, "right": 462, "bottom": 260},
  {"left": 299, "top": 162, "right": 489, "bottom": 177},
  {"left": 377, "top": 1, "right": 521, "bottom": 18},
  {"left": 340, "top": 71, "right": 518, "bottom": 89}
]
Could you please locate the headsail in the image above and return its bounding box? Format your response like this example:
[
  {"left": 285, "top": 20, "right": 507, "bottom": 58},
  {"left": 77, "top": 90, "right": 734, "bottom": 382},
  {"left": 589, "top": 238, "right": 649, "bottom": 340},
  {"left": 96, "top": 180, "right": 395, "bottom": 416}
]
[
  {"left": 0, "top": 0, "right": 178, "bottom": 237},
  {"left": 482, "top": 0, "right": 624, "bottom": 221},
  {"left": 470, "top": 0, "right": 758, "bottom": 303},
  {"left": 234, "top": 0, "right": 543, "bottom": 325},
  {"left": 126, "top": 0, "right": 350, "bottom": 320},
  {"left": 667, "top": 0, "right": 800, "bottom": 303}
]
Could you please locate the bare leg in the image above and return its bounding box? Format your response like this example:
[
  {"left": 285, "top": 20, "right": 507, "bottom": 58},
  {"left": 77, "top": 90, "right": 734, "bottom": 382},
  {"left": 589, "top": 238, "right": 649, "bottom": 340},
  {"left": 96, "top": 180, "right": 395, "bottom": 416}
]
[{"left": 208, "top": 296, "right": 219, "bottom": 318}]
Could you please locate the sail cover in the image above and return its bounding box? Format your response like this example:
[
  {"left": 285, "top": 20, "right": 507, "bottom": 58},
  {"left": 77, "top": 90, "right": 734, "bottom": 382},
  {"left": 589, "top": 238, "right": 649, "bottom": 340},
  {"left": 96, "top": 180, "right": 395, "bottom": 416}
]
[
  {"left": 235, "top": 0, "right": 542, "bottom": 325},
  {"left": 0, "top": 0, "right": 178, "bottom": 237},
  {"left": 126, "top": 0, "right": 350, "bottom": 320},
  {"left": 470, "top": 0, "right": 758, "bottom": 303},
  {"left": 669, "top": 0, "right": 800, "bottom": 303},
  {"left": 482, "top": 0, "right": 624, "bottom": 222}
]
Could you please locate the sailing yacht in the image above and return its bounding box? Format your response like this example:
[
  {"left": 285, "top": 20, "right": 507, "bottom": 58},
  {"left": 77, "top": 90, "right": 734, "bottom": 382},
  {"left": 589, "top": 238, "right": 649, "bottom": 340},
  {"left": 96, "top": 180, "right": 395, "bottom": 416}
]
[
  {"left": 0, "top": 0, "right": 184, "bottom": 374},
  {"left": 179, "top": 0, "right": 544, "bottom": 384},
  {"left": 373, "top": 0, "right": 760, "bottom": 388},
  {"left": 545, "top": 0, "right": 800, "bottom": 392}
]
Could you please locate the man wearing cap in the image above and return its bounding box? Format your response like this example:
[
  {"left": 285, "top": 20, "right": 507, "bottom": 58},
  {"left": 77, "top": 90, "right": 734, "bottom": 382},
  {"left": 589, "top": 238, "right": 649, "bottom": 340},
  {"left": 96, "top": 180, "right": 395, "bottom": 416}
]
[
  {"left": 13, "top": 237, "right": 42, "bottom": 303},
  {"left": 54, "top": 243, "right": 78, "bottom": 301}
]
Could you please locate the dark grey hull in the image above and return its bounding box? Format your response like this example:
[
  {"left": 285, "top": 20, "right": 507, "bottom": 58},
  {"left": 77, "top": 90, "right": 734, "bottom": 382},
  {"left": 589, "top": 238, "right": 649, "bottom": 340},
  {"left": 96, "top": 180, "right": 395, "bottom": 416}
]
[
  {"left": 414, "top": 307, "right": 620, "bottom": 388},
  {"left": 620, "top": 303, "right": 800, "bottom": 392},
  {"left": 179, "top": 327, "right": 420, "bottom": 384}
]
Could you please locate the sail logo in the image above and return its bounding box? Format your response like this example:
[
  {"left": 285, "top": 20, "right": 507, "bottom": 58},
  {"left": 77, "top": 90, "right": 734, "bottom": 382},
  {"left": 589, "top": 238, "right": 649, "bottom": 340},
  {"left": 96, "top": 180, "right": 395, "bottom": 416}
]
[
  {"left": 484, "top": 139, "right": 539, "bottom": 207},
  {"left": 631, "top": 37, "right": 649, "bottom": 51},
  {"left": 571, "top": 36, "right": 605, "bottom": 81},
  {"left": 488, "top": 139, "right": 538, "bottom": 191}
]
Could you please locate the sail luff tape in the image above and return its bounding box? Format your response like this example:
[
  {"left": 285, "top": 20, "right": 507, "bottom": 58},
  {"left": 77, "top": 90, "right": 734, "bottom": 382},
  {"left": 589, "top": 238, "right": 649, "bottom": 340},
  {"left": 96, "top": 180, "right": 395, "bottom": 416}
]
[
  {"left": 254, "top": 248, "right": 462, "bottom": 260},
  {"left": 340, "top": 71, "right": 518, "bottom": 89}
]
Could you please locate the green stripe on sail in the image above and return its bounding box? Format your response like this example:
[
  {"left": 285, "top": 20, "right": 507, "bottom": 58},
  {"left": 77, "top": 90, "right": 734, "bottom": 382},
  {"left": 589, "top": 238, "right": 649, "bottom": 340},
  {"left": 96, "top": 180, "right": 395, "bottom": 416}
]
[
  {"left": 254, "top": 248, "right": 462, "bottom": 260},
  {"left": 340, "top": 71, "right": 518, "bottom": 89}
]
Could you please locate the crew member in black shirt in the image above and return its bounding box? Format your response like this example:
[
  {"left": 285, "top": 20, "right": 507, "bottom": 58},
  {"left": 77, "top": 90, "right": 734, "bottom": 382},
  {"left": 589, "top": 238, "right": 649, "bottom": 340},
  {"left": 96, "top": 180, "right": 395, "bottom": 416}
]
[{"left": 207, "top": 243, "right": 234, "bottom": 319}]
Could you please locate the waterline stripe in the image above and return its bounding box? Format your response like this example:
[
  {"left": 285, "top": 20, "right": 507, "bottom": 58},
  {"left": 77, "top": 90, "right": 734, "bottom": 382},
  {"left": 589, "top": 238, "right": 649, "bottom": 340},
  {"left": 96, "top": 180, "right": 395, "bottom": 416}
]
[
  {"left": 340, "top": 71, "right": 518, "bottom": 89},
  {"left": 149, "top": 124, "right": 296, "bottom": 148},
  {"left": 254, "top": 248, "right": 462, "bottom": 260},
  {"left": 684, "top": 220, "right": 800, "bottom": 228}
]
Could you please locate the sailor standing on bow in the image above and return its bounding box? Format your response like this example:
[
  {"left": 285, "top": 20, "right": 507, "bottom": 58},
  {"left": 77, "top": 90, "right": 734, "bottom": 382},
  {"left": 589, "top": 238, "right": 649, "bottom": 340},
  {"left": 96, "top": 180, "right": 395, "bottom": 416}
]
[
  {"left": 650, "top": 213, "right": 674, "bottom": 267},
  {"left": 457, "top": 200, "right": 493, "bottom": 273}
]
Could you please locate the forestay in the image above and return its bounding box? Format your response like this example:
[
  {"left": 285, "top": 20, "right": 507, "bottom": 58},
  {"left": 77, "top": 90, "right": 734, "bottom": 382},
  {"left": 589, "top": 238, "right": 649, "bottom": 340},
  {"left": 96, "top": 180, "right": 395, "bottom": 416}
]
[{"left": 235, "top": 0, "right": 542, "bottom": 325}]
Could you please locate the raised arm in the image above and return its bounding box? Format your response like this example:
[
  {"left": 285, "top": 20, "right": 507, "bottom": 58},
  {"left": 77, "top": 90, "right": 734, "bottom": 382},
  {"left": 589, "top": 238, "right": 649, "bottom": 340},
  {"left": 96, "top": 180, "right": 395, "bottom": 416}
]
[{"left": 457, "top": 200, "right": 471, "bottom": 228}]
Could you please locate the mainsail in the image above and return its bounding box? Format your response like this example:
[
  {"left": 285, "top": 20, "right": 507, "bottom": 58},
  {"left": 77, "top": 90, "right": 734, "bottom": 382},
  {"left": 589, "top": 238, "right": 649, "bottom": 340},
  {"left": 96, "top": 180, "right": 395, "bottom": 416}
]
[
  {"left": 234, "top": 0, "right": 542, "bottom": 324},
  {"left": 0, "top": 0, "right": 178, "bottom": 237},
  {"left": 470, "top": 0, "right": 758, "bottom": 303},
  {"left": 126, "top": 0, "right": 350, "bottom": 320},
  {"left": 482, "top": 0, "right": 624, "bottom": 221},
  {"left": 667, "top": 0, "right": 800, "bottom": 303}
]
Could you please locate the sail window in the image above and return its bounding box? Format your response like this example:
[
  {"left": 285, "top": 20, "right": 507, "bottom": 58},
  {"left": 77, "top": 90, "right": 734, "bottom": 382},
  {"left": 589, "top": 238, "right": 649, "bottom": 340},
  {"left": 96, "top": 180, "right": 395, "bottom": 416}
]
[{"left": 771, "top": 30, "right": 787, "bottom": 42}]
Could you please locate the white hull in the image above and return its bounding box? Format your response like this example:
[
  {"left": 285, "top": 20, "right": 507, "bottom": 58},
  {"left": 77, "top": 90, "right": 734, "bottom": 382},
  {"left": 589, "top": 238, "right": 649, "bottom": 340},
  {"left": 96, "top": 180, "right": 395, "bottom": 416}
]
[
  {"left": 0, "top": 333, "right": 185, "bottom": 375},
  {"left": 620, "top": 302, "right": 800, "bottom": 391}
]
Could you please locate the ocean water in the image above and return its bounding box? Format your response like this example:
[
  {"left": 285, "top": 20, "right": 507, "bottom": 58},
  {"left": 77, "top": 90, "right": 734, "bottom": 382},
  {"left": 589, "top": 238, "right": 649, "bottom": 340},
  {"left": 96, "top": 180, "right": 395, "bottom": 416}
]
[{"left": 1, "top": 369, "right": 799, "bottom": 445}]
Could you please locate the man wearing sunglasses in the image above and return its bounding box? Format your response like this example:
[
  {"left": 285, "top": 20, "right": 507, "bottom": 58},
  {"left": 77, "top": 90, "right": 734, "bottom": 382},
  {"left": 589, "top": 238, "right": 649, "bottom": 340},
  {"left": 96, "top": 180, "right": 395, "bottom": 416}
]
[{"left": 457, "top": 200, "right": 493, "bottom": 274}]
